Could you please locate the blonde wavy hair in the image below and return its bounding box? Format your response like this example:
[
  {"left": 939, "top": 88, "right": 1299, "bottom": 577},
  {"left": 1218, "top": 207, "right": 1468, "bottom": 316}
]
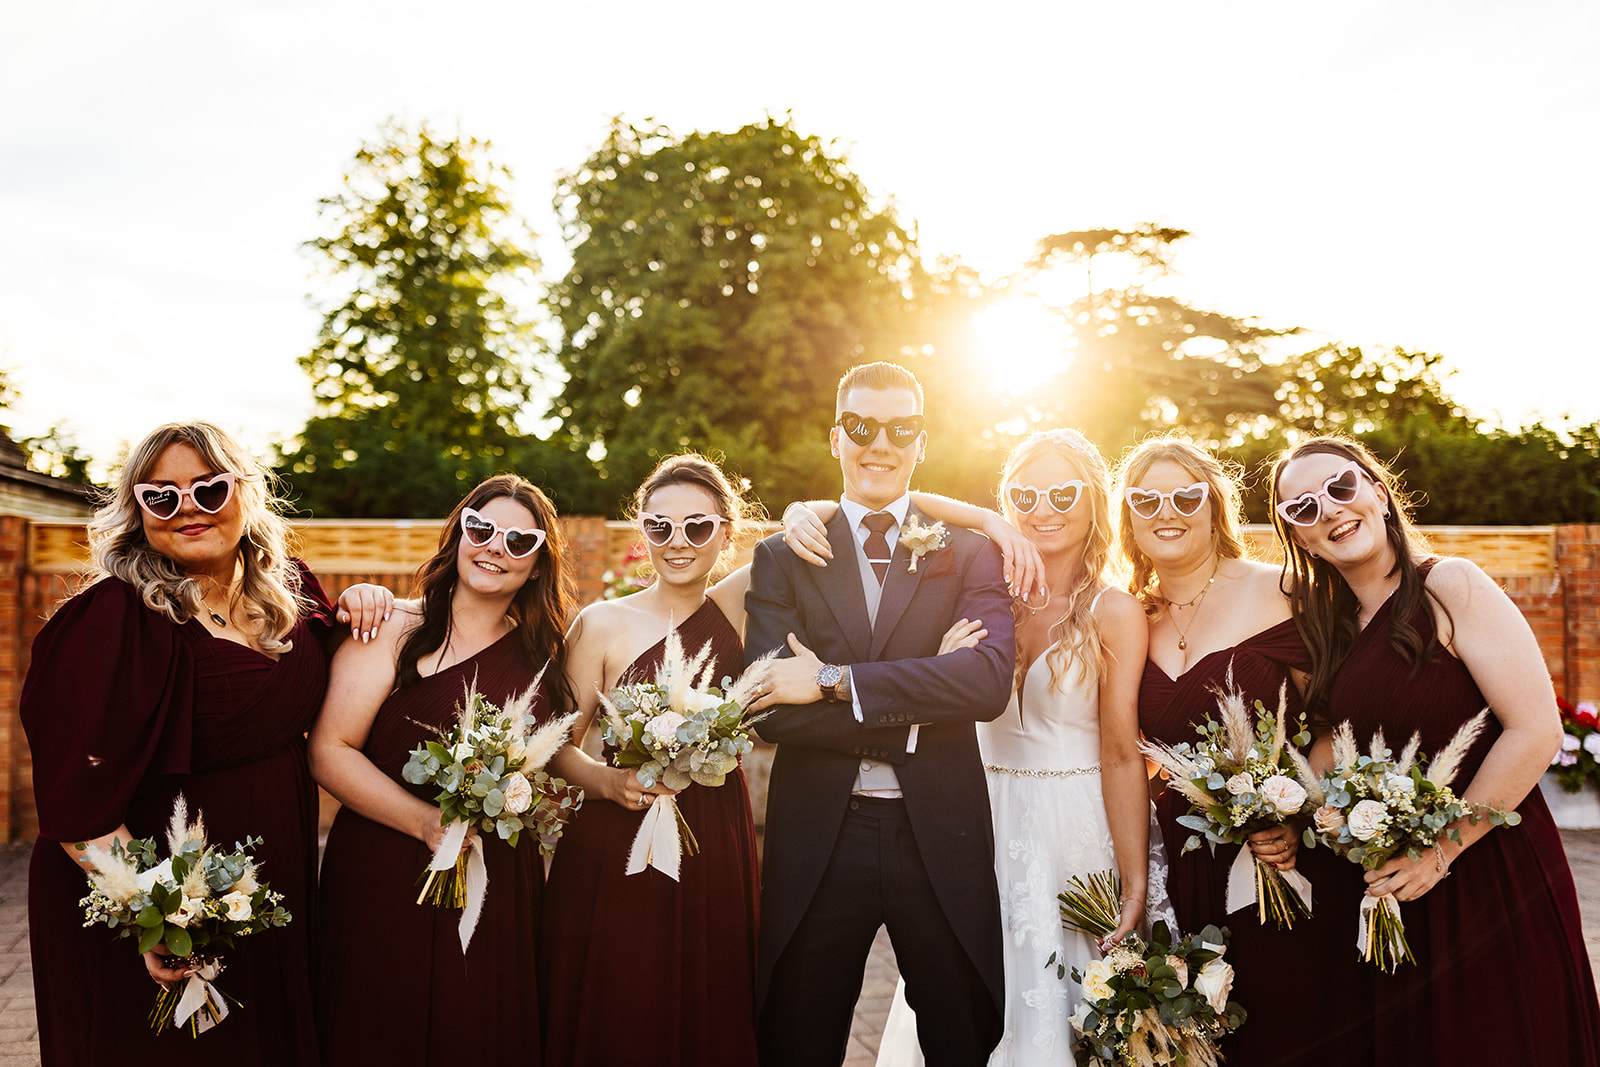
[
  {"left": 1000, "top": 428, "right": 1118, "bottom": 695},
  {"left": 1113, "top": 435, "right": 1251, "bottom": 617},
  {"left": 88, "top": 422, "right": 307, "bottom": 655}
]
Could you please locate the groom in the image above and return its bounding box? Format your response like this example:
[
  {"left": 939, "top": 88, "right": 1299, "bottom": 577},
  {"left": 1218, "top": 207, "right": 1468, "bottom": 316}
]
[{"left": 745, "top": 361, "right": 1013, "bottom": 1066}]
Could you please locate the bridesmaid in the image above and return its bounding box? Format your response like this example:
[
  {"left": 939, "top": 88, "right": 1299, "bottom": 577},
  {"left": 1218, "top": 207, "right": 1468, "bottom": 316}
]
[
  {"left": 22, "top": 421, "right": 388, "bottom": 1065},
  {"left": 1115, "top": 436, "right": 1351, "bottom": 1067},
  {"left": 539, "top": 454, "right": 770, "bottom": 1066},
  {"left": 1272, "top": 436, "right": 1600, "bottom": 1064},
  {"left": 311, "top": 474, "right": 575, "bottom": 1065}
]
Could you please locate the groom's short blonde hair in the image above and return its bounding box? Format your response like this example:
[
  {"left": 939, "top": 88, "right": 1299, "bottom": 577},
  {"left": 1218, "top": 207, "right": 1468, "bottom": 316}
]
[{"left": 835, "top": 362, "right": 923, "bottom": 414}]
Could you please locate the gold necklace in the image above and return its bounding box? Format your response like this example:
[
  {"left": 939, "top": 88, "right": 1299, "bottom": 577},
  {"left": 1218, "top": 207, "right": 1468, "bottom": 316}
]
[{"left": 1163, "top": 559, "right": 1220, "bottom": 652}]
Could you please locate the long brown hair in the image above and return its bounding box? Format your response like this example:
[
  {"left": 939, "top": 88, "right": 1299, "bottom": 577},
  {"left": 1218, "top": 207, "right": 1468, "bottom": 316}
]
[
  {"left": 1269, "top": 437, "right": 1437, "bottom": 716},
  {"left": 396, "top": 475, "right": 577, "bottom": 716},
  {"left": 1113, "top": 436, "right": 1251, "bottom": 615}
]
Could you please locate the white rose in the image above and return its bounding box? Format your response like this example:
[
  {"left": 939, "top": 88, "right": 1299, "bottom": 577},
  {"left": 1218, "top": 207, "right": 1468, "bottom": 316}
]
[
  {"left": 1225, "top": 773, "right": 1255, "bottom": 796},
  {"left": 1069, "top": 998, "right": 1092, "bottom": 1033},
  {"left": 1346, "top": 798, "right": 1390, "bottom": 841},
  {"left": 1381, "top": 772, "right": 1416, "bottom": 797},
  {"left": 1563, "top": 734, "right": 1582, "bottom": 752},
  {"left": 1165, "top": 954, "right": 1189, "bottom": 988},
  {"left": 451, "top": 741, "right": 475, "bottom": 762},
  {"left": 1080, "top": 958, "right": 1116, "bottom": 1001},
  {"left": 169, "top": 896, "right": 201, "bottom": 927},
  {"left": 135, "top": 858, "right": 176, "bottom": 895},
  {"left": 502, "top": 772, "right": 534, "bottom": 815},
  {"left": 1259, "top": 775, "right": 1308, "bottom": 816},
  {"left": 688, "top": 690, "right": 723, "bottom": 715},
  {"left": 1584, "top": 735, "right": 1600, "bottom": 759},
  {"left": 221, "top": 891, "right": 253, "bottom": 922},
  {"left": 1312, "top": 804, "right": 1346, "bottom": 834},
  {"left": 645, "top": 711, "right": 687, "bottom": 750},
  {"left": 1194, "top": 958, "right": 1235, "bottom": 1013}
]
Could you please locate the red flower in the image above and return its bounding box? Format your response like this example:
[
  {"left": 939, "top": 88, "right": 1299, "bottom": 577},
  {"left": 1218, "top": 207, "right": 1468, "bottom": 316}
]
[{"left": 1580, "top": 711, "right": 1600, "bottom": 730}]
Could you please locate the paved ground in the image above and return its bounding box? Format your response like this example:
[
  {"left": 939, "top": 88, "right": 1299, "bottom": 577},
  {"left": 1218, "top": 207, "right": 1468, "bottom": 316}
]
[{"left": 3, "top": 832, "right": 1599, "bottom": 1066}]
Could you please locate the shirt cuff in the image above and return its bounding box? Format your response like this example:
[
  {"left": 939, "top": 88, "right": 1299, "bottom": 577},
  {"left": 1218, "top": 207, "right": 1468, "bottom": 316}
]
[
  {"left": 850, "top": 680, "right": 864, "bottom": 723},
  {"left": 906, "top": 724, "right": 920, "bottom": 754}
]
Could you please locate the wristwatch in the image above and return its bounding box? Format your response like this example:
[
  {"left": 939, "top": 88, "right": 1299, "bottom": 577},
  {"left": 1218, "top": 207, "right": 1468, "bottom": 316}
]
[{"left": 816, "top": 663, "right": 844, "bottom": 701}]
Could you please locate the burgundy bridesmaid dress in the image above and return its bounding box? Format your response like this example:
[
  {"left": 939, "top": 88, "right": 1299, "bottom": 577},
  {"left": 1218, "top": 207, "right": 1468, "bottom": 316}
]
[
  {"left": 23, "top": 564, "right": 334, "bottom": 1065},
  {"left": 1327, "top": 578, "right": 1600, "bottom": 1064},
  {"left": 1140, "top": 617, "right": 1366, "bottom": 1067},
  {"left": 316, "top": 630, "right": 547, "bottom": 1065},
  {"left": 538, "top": 598, "right": 761, "bottom": 1066}
]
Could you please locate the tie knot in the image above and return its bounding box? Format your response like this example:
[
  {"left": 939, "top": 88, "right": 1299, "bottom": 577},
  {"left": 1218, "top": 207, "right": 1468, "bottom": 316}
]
[{"left": 863, "top": 512, "right": 896, "bottom": 536}]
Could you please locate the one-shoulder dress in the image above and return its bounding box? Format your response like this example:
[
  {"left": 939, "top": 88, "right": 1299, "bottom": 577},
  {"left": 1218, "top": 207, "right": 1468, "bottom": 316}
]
[
  {"left": 876, "top": 629, "right": 1175, "bottom": 1067},
  {"left": 1139, "top": 617, "right": 1358, "bottom": 1067},
  {"left": 23, "top": 567, "right": 334, "bottom": 1065},
  {"left": 538, "top": 598, "right": 761, "bottom": 1066},
  {"left": 316, "top": 630, "right": 548, "bottom": 1065},
  {"left": 1327, "top": 591, "right": 1600, "bottom": 1064}
]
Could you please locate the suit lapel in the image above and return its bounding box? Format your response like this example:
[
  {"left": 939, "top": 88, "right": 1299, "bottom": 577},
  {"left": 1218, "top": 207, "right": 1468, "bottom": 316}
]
[
  {"left": 813, "top": 510, "right": 873, "bottom": 662},
  {"left": 870, "top": 504, "right": 928, "bottom": 660}
]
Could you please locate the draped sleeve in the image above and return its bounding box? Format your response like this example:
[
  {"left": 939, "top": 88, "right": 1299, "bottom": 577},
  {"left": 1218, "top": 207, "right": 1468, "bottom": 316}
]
[
  {"left": 21, "top": 577, "right": 194, "bottom": 843},
  {"left": 292, "top": 558, "right": 339, "bottom": 658}
]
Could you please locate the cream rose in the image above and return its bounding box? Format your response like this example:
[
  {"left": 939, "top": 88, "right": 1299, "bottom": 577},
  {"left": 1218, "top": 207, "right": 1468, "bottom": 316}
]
[
  {"left": 221, "top": 891, "right": 253, "bottom": 922},
  {"left": 1259, "top": 774, "right": 1308, "bottom": 816},
  {"left": 1069, "top": 998, "right": 1092, "bottom": 1033},
  {"left": 1382, "top": 772, "right": 1416, "bottom": 797},
  {"left": 1195, "top": 958, "right": 1235, "bottom": 1013},
  {"left": 1165, "top": 954, "right": 1189, "bottom": 988},
  {"left": 1225, "top": 773, "right": 1255, "bottom": 797},
  {"left": 451, "top": 741, "right": 475, "bottom": 763},
  {"left": 135, "top": 858, "right": 176, "bottom": 895},
  {"left": 1312, "top": 804, "right": 1346, "bottom": 834},
  {"left": 645, "top": 711, "right": 687, "bottom": 749},
  {"left": 169, "top": 896, "right": 202, "bottom": 927},
  {"left": 1347, "top": 798, "right": 1390, "bottom": 841},
  {"left": 502, "top": 771, "right": 534, "bottom": 815},
  {"left": 1080, "top": 958, "right": 1116, "bottom": 1001}
]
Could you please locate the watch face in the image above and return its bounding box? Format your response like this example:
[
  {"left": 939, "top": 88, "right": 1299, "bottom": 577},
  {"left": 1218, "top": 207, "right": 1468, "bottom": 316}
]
[{"left": 817, "top": 664, "right": 842, "bottom": 688}]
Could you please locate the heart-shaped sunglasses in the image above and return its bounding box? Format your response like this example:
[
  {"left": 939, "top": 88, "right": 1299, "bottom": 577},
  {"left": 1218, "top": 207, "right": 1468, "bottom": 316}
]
[
  {"left": 640, "top": 513, "right": 728, "bottom": 548},
  {"left": 1124, "top": 482, "right": 1210, "bottom": 519},
  {"left": 1003, "top": 481, "right": 1086, "bottom": 515},
  {"left": 1275, "top": 461, "right": 1365, "bottom": 527},
  {"left": 133, "top": 473, "right": 237, "bottom": 520},
  {"left": 460, "top": 507, "right": 546, "bottom": 558}
]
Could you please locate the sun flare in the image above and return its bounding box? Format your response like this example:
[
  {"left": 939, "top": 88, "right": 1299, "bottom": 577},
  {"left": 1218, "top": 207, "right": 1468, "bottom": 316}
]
[{"left": 972, "top": 299, "right": 1070, "bottom": 395}]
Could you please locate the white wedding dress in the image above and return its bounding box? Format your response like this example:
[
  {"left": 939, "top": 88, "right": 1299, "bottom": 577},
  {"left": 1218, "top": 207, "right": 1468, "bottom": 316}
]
[{"left": 875, "top": 634, "right": 1175, "bottom": 1067}]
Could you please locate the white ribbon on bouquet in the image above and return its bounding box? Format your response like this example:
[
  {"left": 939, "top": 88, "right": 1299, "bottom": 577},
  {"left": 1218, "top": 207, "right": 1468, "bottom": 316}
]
[
  {"left": 427, "top": 821, "right": 488, "bottom": 952},
  {"left": 1224, "top": 842, "right": 1314, "bottom": 916},
  {"left": 1357, "top": 891, "right": 1406, "bottom": 965},
  {"left": 173, "top": 958, "right": 228, "bottom": 1033},
  {"left": 625, "top": 796, "right": 684, "bottom": 881}
]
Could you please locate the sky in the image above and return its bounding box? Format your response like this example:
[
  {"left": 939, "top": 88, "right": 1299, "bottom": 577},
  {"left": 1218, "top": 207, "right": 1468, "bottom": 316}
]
[{"left": 2, "top": 0, "right": 1596, "bottom": 472}]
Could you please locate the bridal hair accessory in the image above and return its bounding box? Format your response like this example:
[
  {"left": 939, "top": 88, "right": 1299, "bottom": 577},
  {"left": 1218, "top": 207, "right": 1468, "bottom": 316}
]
[{"left": 1038, "top": 427, "right": 1099, "bottom": 458}]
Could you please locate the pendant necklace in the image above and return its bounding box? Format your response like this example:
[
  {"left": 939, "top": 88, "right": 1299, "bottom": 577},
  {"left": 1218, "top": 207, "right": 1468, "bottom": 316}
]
[{"left": 1165, "top": 559, "right": 1220, "bottom": 652}]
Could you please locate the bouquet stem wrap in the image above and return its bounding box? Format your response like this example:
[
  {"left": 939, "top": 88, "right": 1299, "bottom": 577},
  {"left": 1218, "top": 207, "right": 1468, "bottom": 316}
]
[
  {"left": 1357, "top": 891, "right": 1413, "bottom": 972},
  {"left": 625, "top": 795, "right": 699, "bottom": 880},
  {"left": 420, "top": 822, "right": 488, "bottom": 952},
  {"left": 1225, "top": 845, "right": 1313, "bottom": 927},
  {"left": 152, "top": 958, "right": 228, "bottom": 1035}
]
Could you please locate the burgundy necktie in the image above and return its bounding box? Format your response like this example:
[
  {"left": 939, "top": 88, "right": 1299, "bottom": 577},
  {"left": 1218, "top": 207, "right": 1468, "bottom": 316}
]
[{"left": 863, "top": 512, "right": 896, "bottom": 585}]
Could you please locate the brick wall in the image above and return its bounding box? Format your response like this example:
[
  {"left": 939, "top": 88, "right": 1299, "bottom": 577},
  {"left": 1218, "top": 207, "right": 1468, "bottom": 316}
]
[{"left": 2, "top": 519, "right": 1594, "bottom": 840}]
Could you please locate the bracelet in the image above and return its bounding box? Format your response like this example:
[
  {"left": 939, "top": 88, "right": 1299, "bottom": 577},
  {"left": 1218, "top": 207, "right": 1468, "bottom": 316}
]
[{"left": 1433, "top": 840, "right": 1451, "bottom": 876}]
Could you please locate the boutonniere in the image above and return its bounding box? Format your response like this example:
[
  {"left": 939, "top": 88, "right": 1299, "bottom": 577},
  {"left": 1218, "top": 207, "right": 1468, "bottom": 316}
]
[{"left": 900, "top": 517, "right": 949, "bottom": 573}]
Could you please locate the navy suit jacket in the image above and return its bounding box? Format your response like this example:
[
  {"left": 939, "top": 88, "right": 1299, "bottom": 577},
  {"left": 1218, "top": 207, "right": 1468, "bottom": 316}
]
[{"left": 744, "top": 504, "right": 1014, "bottom": 1014}]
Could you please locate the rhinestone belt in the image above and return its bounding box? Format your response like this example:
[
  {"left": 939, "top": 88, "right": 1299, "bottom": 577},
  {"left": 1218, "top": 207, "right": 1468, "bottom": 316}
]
[{"left": 985, "top": 763, "right": 1101, "bottom": 778}]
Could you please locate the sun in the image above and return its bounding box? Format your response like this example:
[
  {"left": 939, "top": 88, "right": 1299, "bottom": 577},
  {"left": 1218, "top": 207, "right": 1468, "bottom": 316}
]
[{"left": 972, "top": 298, "right": 1070, "bottom": 395}]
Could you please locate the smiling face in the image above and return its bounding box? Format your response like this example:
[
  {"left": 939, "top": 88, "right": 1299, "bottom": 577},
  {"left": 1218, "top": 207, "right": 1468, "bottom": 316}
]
[
  {"left": 138, "top": 442, "right": 244, "bottom": 580},
  {"left": 1125, "top": 458, "right": 1215, "bottom": 572},
  {"left": 639, "top": 481, "right": 730, "bottom": 592},
  {"left": 455, "top": 494, "right": 541, "bottom": 596},
  {"left": 832, "top": 385, "right": 924, "bottom": 511},
  {"left": 1004, "top": 452, "right": 1094, "bottom": 567},
  {"left": 1275, "top": 451, "right": 1391, "bottom": 570}
]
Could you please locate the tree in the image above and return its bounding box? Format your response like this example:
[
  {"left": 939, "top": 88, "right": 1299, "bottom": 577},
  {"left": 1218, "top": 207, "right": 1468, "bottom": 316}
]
[
  {"left": 279, "top": 121, "right": 590, "bottom": 517},
  {"left": 550, "top": 116, "right": 944, "bottom": 507},
  {"left": 1025, "top": 225, "right": 1297, "bottom": 454}
]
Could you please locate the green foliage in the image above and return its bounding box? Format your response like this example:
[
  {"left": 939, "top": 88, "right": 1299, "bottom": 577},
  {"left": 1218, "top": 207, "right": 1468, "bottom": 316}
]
[
  {"left": 280, "top": 120, "right": 573, "bottom": 516},
  {"left": 550, "top": 115, "right": 944, "bottom": 508}
]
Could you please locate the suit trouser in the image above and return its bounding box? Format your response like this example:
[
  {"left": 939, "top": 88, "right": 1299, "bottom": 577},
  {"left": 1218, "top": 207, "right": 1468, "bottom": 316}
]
[{"left": 758, "top": 796, "right": 1000, "bottom": 1067}]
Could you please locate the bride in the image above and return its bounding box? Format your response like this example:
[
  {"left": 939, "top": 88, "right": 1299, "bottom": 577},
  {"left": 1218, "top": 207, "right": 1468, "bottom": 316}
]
[{"left": 787, "top": 428, "right": 1173, "bottom": 1065}]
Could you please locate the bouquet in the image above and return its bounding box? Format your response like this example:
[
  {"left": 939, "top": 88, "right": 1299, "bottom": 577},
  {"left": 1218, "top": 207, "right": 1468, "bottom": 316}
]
[
  {"left": 1550, "top": 696, "right": 1600, "bottom": 793},
  {"left": 78, "top": 795, "right": 291, "bottom": 1036},
  {"left": 1304, "top": 710, "right": 1520, "bottom": 971},
  {"left": 599, "top": 625, "right": 769, "bottom": 880},
  {"left": 1058, "top": 869, "right": 1126, "bottom": 941},
  {"left": 1067, "top": 920, "right": 1245, "bottom": 1067},
  {"left": 402, "top": 674, "right": 582, "bottom": 950},
  {"left": 1141, "top": 683, "right": 1318, "bottom": 928}
]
